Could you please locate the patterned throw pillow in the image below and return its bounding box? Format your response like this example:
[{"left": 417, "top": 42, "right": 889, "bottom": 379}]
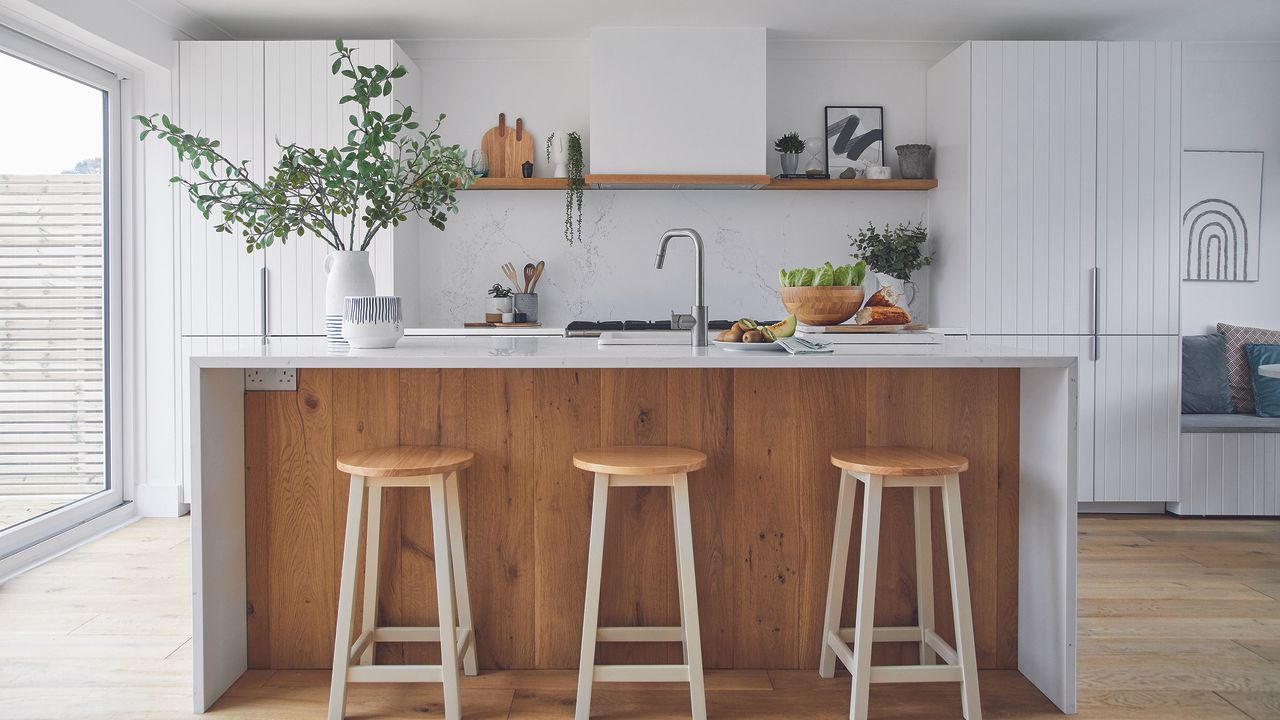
[{"left": 1218, "top": 323, "right": 1280, "bottom": 413}]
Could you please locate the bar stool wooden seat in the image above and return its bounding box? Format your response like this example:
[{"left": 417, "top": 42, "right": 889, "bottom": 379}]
[
  {"left": 573, "top": 445, "right": 708, "bottom": 720},
  {"left": 819, "top": 447, "right": 982, "bottom": 720},
  {"left": 328, "top": 446, "right": 478, "bottom": 720}
]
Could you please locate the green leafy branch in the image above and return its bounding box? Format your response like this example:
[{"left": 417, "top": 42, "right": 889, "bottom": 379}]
[{"left": 135, "top": 38, "right": 475, "bottom": 254}]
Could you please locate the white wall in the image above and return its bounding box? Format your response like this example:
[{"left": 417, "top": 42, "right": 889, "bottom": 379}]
[
  {"left": 406, "top": 39, "right": 954, "bottom": 326},
  {"left": 1181, "top": 42, "right": 1280, "bottom": 334}
]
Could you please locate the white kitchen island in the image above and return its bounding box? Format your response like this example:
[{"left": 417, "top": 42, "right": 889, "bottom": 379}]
[{"left": 187, "top": 335, "right": 1079, "bottom": 714}]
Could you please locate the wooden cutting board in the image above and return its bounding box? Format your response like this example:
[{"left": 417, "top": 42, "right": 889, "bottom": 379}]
[{"left": 480, "top": 113, "right": 535, "bottom": 178}]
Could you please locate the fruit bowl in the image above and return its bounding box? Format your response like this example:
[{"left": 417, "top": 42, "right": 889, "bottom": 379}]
[{"left": 779, "top": 286, "right": 865, "bottom": 326}]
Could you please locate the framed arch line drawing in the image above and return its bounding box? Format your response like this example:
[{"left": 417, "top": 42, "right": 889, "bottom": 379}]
[{"left": 1182, "top": 150, "right": 1264, "bottom": 282}]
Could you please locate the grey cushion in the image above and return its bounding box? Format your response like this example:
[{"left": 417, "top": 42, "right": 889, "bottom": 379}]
[
  {"left": 1181, "top": 413, "right": 1280, "bottom": 433},
  {"left": 1181, "top": 334, "right": 1233, "bottom": 413}
]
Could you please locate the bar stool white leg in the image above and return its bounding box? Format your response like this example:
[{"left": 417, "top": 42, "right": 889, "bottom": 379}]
[
  {"left": 819, "top": 469, "right": 857, "bottom": 679},
  {"left": 575, "top": 472, "right": 610, "bottom": 720},
  {"left": 328, "top": 475, "right": 366, "bottom": 720},
  {"left": 429, "top": 475, "right": 462, "bottom": 720},
  {"left": 444, "top": 471, "right": 477, "bottom": 676},
  {"left": 849, "top": 473, "right": 884, "bottom": 720},
  {"left": 942, "top": 474, "right": 982, "bottom": 720},
  {"left": 671, "top": 477, "right": 688, "bottom": 665},
  {"left": 358, "top": 484, "right": 382, "bottom": 666},
  {"left": 913, "top": 486, "right": 937, "bottom": 666},
  {"left": 672, "top": 473, "right": 707, "bottom": 720}
]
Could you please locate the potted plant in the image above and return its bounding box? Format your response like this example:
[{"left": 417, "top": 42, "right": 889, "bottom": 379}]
[
  {"left": 774, "top": 131, "right": 806, "bottom": 176},
  {"left": 134, "top": 39, "right": 474, "bottom": 339},
  {"left": 848, "top": 221, "right": 933, "bottom": 310},
  {"left": 562, "top": 131, "right": 584, "bottom": 244},
  {"left": 486, "top": 283, "right": 514, "bottom": 317}
]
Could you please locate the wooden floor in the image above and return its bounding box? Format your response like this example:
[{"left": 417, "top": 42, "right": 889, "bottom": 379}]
[
  {"left": 0, "top": 493, "right": 92, "bottom": 529},
  {"left": 0, "top": 515, "right": 1276, "bottom": 719}
]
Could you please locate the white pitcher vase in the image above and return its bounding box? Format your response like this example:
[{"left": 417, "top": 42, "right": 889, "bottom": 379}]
[{"left": 324, "top": 251, "right": 376, "bottom": 339}]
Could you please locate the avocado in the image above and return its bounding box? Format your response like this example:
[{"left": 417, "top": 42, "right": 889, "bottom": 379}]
[{"left": 768, "top": 314, "right": 798, "bottom": 338}]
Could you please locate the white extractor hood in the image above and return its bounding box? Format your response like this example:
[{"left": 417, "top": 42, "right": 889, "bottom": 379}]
[{"left": 588, "top": 27, "right": 768, "bottom": 187}]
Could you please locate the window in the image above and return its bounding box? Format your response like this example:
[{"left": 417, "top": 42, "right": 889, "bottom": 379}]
[{"left": 0, "top": 25, "right": 122, "bottom": 557}]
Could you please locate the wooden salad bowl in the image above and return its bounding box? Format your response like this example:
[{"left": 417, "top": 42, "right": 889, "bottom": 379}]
[{"left": 780, "top": 285, "right": 865, "bottom": 326}]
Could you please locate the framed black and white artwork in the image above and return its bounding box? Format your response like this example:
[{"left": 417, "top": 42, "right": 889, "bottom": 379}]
[
  {"left": 824, "top": 105, "right": 884, "bottom": 179},
  {"left": 1181, "top": 150, "right": 1264, "bottom": 281}
]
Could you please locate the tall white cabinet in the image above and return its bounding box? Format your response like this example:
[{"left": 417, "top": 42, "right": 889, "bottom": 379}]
[
  {"left": 176, "top": 40, "right": 421, "bottom": 338},
  {"left": 928, "top": 41, "right": 1182, "bottom": 504}
]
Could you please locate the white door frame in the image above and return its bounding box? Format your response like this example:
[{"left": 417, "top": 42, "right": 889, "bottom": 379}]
[{"left": 0, "top": 23, "right": 126, "bottom": 558}]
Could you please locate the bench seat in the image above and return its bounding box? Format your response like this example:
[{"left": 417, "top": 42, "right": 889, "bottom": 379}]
[{"left": 1181, "top": 414, "right": 1280, "bottom": 434}]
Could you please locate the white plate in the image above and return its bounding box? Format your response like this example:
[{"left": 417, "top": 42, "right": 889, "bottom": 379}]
[{"left": 713, "top": 339, "right": 786, "bottom": 352}]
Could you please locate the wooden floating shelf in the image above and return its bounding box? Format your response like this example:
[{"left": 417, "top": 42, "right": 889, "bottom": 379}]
[
  {"left": 468, "top": 177, "right": 567, "bottom": 190},
  {"left": 461, "top": 175, "right": 938, "bottom": 191},
  {"left": 585, "top": 174, "right": 773, "bottom": 189},
  {"left": 764, "top": 177, "right": 939, "bottom": 191}
]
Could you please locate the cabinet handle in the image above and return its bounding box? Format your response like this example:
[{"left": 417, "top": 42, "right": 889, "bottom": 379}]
[
  {"left": 1090, "top": 266, "right": 1100, "bottom": 361},
  {"left": 260, "top": 267, "right": 269, "bottom": 340}
]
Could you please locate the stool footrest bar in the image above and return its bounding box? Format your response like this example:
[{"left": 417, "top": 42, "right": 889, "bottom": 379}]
[
  {"left": 596, "top": 626, "right": 684, "bottom": 643},
  {"left": 592, "top": 664, "right": 692, "bottom": 683},
  {"left": 835, "top": 625, "right": 925, "bottom": 644},
  {"left": 347, "top": 664, "right": 444, "bottom": 684},
  {"left": 868, "top": 665, "right": 963, "bottom": 684}
]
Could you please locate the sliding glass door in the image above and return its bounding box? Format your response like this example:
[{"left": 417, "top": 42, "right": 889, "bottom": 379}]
[{"left": 0, "top": 25, "right": 122, "bottom": 557}]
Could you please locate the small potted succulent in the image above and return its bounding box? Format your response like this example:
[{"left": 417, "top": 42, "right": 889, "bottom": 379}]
[
  {"left": 774, "top": 131, "right": 806, "bottom": 176},
  {"left": 486, "top": 283, "right": 514, "bottom": 321}
]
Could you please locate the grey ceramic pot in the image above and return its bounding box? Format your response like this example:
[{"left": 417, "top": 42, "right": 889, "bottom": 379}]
[
  {"left": 779, "top": 152, "right": 800, "bottom": 175},
  {"left": 895, "top": 144, "right": 933, "bottom": 179}
]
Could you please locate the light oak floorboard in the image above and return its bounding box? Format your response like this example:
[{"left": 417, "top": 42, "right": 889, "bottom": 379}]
[{"left": 1, "top": 516, "right": 1278, "bottom": 718}]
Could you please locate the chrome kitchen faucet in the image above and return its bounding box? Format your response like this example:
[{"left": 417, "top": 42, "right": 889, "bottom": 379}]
[{"left": 655, "top": 228, "right": 708, "bottom": 347}]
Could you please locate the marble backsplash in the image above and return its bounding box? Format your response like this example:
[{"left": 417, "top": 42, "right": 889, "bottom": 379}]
[{"left": 418, "top": 189, "right": 931, "bottom": 327}]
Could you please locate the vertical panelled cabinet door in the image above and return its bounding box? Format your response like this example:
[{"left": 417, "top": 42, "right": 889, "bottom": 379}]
[
  {"left": 1093, "top": 336, "right": 1180, "bottom": 502},
  {"left": 965, "top": 41, "right": 1098, "bottom": 335},
  {"left": 1095, "top": 42, "right": 1182, "bottom": 336},
  {"left": 262, "top": 40, "right": 411, "bottom": 336},
  {"left": 176, "top": 41, "right": 266, "bottom": 337}
]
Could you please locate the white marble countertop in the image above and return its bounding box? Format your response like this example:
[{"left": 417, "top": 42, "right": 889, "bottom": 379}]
[{"left": 185, "top": 335, "right": 1077, "bottom": 369}]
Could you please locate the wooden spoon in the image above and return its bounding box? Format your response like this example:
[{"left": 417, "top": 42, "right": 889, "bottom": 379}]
[
  {"left": 523, "top": 263, "right": 535, "bottom": 293},
  {"left": 529, "top": 260, "right": 545, "bottom": 292}
]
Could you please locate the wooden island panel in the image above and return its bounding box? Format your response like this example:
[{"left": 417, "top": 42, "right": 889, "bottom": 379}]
[{"left": 244, "top": 367, "right": 1019, "bottom": 671}]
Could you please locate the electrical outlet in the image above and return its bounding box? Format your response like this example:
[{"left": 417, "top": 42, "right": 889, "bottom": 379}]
[{"left": 244, "top": 368, "right": 297, "bottom": 391}]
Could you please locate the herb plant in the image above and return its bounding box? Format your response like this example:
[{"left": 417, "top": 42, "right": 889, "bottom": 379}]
[
  {"left": 487, "top": 283, "right": 513, "bottom": 298},
  {"left": 848, "top": 221, "right": 933, "bottom": 281},
  {"left": 135, "top": 39, "right": 473, "bottom": 254}
]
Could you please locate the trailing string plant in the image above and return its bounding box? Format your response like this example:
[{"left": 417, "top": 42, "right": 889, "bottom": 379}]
[
  {"left": 564, "top": 131, "right": 584, "bottom": 244},
  {"left": 848, "top": 221, "right": 933, "bottom": 285},
  {"left": 134, "top": 39, "right": 474, "bottom": 254}
]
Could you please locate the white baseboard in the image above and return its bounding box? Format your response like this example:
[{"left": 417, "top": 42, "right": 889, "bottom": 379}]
[
  {"left": 136, "top": 483, "right": 191, "bottom": 517},
  {"left": 1078, "top": 501, "right": 1168, "bottom": 514},
  {"left": 0, "top": 502, "right": 139, "bottom": 582}
]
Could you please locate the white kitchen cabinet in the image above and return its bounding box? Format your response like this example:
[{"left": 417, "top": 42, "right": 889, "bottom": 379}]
[
  {"left": 177, "top": 40, "right": 420, "bottom": 338},
  {"left": 930, "top": 41, "right": 1098, "bottom": 335},
  {"left": 1092, "top": 336, "right": 1181, "bottom": 502},
  {"left": 1096, "top": 42, "right": 1182, "bottom": 336},
  {"left": 176, "top": 41, "right": 265, "bottom": 337},
  {"left": 261, "top": 40, "right": 421, "bottom": 335},
  {"left": 928, "top": 41, "right": 1182, "bottom": 504}
]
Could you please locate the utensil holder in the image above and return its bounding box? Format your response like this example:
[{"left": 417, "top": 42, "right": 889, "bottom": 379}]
[{"left": 513, "top": 292, "right": 538, "bottom": 323}]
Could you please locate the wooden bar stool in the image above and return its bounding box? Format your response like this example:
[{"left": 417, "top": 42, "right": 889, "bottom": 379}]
[
  {"left": 328, "top": 446, "right": 478, "bottom": 720},
  {"left": 573, "top": 445, "right": 709, "bottom": 720},
  {"left": 818, "top": 447, "right": 982, "bottom": 720}
]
